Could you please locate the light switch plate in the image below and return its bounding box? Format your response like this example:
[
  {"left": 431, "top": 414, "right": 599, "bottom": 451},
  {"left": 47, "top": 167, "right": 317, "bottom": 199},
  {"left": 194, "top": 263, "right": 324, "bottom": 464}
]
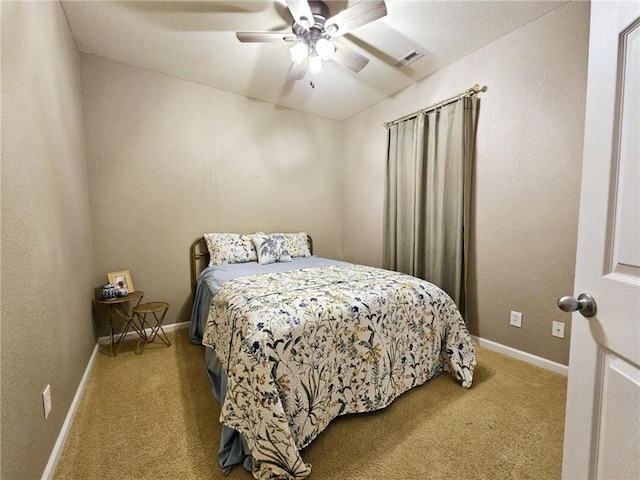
[
  {"left": 43, "top": 384, "right": 52, "bottom": 419},
  {"left": 510, "top": 311, "right": 522, "bottom": 328}
]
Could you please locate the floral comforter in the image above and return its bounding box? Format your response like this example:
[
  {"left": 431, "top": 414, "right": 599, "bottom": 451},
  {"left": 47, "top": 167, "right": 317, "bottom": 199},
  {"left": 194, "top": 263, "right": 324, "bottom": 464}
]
[{"left": 202, "top": 264, "right": 476, "bottom": 480}]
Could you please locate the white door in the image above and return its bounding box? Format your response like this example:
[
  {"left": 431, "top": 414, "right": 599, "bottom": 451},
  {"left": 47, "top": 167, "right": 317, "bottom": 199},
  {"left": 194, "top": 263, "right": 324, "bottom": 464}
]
[{"left": 561, "top": 1, "right": 640, "bottom": 479}]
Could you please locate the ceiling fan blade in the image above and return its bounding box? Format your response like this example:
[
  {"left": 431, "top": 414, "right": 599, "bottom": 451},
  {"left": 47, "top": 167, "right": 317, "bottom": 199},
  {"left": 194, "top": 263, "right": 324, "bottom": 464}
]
[
  {"left": 286, "top": 0, "right": 314, "bottom": 29},
  {"left": 332, "top": 44, "right": 370, "bottom": 73},
  {"left": 236, "top": 32, "right": 297, "bottom": 43},
  {"left": 343, "top": 33, "right": 396, "bottom": 65},
  {"left": 288, "top": 61, "right": 308, "bottom": 81},
  {"left": 325, "top": 0, "right": 387, "bottom": 37}
]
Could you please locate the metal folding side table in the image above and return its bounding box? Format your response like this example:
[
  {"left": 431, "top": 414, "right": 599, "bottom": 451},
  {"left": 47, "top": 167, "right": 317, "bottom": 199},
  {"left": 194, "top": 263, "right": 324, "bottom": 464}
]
[
  {"left": 96, "top": 290, "right": 145, "bottom": 357},
  {"left": 132, "top": 302, "right": 171, "bottom": 353}
]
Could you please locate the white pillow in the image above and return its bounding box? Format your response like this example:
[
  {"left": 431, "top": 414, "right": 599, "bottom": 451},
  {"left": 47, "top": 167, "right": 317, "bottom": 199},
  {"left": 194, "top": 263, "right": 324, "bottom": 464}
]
[
  {"left": 252, "top": 234, "right": 292, "bottom": 265},
  {"left": 204, "top": 233, "right": 257, "bottom": 266},
  {"left": 273, "top": 232, "right": 311, "bottom": 258}
]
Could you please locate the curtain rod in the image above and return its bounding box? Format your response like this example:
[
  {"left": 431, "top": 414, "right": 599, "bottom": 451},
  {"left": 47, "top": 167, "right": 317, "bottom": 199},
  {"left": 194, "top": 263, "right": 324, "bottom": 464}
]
[{"left": 383, "top": 84, "right": 486, "bottom": 128}]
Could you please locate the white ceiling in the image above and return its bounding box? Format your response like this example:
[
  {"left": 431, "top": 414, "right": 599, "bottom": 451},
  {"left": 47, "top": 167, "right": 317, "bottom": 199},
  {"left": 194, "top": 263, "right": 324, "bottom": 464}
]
[{"left": 61, "top": 0, "right": 565, "bottom": 121}]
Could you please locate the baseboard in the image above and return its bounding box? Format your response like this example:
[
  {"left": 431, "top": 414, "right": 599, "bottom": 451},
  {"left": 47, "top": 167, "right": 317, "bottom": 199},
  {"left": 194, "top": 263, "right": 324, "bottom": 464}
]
[
  {"left": 472, "top": 335, "right": 568, "bottom": 376},
  {"left": 41, "top": 342, "right": 100, "bottom": 480},
  {"left": 97, "top": 321, "right": 190, "bottom": 345}
]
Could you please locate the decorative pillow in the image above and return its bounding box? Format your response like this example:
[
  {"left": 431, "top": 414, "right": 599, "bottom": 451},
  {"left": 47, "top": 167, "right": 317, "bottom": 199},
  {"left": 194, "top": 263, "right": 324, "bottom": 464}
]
[
  {"left": 204, "top": 233, "right": 257, "bottom": 266},
  {"left": 252, "top": 234, "right": 292, "bottom": 265},
  {"left": 274, "top": 232, "right": 311, "bottom": 258}
]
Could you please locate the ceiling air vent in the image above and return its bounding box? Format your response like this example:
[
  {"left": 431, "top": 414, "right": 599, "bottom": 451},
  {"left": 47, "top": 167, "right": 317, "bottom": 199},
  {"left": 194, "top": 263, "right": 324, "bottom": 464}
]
[{"left": 394, "top": 49, "right": 424, "bottom": 68}]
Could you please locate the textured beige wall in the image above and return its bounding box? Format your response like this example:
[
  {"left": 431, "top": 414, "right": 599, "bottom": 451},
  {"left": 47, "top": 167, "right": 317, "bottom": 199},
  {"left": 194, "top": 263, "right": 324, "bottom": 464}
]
[
  {"left": 1, "top": 2, "right": 96, "bottom": 479},
  {"left": 0, "top": 4, "right": 589, "bottom": 477},
  {"left": 341, "top": 1, "right": 590, "bottom": 365},
  {"left": 80, "top": 55, "right": 344, "bottom": 335}
]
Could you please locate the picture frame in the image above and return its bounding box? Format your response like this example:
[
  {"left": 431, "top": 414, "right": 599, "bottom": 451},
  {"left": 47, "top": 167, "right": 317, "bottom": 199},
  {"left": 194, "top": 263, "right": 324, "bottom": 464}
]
[{"left": 108, "top": 270, "right": 134, "bottom": 293}]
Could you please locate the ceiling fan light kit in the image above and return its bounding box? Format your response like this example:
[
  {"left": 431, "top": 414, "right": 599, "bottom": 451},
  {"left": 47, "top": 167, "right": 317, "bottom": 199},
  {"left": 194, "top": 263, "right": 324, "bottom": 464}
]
[
  {"left": 309, "top": 55, "right": 323, "bottom": 74},
  {"left": 289, "top": 41, "right": 309, "bottom": 63},
  {"left": 316, "top": 38, "right": 336, "bottom": 60},
  {"left": 236, "top": 0, "right": 387, "bottom": 82}
]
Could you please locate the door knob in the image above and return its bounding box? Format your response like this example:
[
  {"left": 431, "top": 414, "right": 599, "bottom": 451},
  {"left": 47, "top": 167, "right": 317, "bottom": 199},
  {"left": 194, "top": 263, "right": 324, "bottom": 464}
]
[{"left": 557, "top": 293, "right": 597, "bottom": 318}]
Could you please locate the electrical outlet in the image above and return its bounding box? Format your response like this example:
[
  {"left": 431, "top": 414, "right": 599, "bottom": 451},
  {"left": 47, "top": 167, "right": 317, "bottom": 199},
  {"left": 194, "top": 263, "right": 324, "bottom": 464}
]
[
  {"left": 43, "top": 384, "right": 52, "bottom": 419},
  {"left": 510, "top": 311, "right": 522, "bottom": 328},
  {"left": 552, "top": 321, "right": 565, "bottom": 338}
]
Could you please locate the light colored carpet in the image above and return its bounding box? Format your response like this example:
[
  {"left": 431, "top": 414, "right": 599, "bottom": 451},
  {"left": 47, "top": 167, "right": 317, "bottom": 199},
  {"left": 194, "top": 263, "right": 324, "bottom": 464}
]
[{"left": 53, "top": 328, "right": 566, "bottom": 480}]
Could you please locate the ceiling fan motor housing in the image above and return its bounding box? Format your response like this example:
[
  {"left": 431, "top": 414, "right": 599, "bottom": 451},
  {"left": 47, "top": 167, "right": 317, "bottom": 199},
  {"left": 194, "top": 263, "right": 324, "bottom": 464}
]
[
  {"left": 308, "top": 1, "right": 331, "bottom": 19},
  {"left": 292, "top": 1, "right": 333, "bottom": 55}
]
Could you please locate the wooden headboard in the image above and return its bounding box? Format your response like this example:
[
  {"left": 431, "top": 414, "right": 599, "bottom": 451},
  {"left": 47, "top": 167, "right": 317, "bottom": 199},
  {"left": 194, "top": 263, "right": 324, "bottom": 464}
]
[{"left": 190, "top": 235, "right": 313, "bottom": 293}]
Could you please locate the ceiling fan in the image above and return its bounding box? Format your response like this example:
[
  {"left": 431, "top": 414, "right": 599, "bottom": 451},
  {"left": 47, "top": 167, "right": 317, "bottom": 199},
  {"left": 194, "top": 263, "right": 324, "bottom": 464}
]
[{"left": 236, "top": 0, "right": 387, "bottom": 80}]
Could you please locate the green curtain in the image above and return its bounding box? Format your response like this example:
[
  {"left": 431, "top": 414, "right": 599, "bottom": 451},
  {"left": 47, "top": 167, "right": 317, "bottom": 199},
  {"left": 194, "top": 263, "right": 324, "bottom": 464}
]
[{"left": 383, "top": 96, "right": 479, "bottom": 317}]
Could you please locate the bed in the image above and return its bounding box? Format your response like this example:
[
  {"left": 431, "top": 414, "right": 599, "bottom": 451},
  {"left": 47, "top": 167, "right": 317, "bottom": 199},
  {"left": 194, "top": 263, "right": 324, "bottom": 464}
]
[{"left": 190, "top": 232, "right": 476, "bottom": 480}]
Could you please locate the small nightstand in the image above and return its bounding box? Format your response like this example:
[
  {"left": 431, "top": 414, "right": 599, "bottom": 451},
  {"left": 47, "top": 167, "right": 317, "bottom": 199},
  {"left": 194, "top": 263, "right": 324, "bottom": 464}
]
[{"left": 97, "top": 290, "right": 144, "bottom": 357}]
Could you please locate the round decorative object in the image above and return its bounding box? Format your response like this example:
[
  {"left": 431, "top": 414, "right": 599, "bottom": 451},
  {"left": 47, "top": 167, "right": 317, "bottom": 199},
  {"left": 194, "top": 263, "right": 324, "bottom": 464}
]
[
  {"left": 100, "top": 283, "right": 118, "bottom": 300},
  {"left": 117, "top": 288, "right": 129, "bottom": 297}
]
